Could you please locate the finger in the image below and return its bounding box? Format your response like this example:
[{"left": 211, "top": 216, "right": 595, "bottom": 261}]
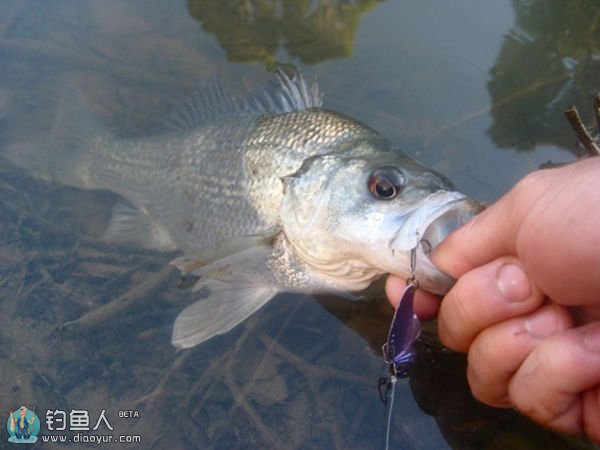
[
  {"left": 582, "top": 386, "right": 600, "bottom": 442},
  {"left": 509, "top": 323, "right": 600, "bottom": 438},
  {"left": 433, "top": 159, "right": 600, "bottom": 284},
  {"left": 431, "top": 190, "right": 521, "bottom": 278},
  {"left": 438, "top": 257, "right": 544, "bottom": 352},
  {"left": 431, "top": 169, "right": 555, "bottom": 278},
  {"left": 467, "top": 303, "right": 573, "bottom": 407},
  {"left": 385, "top": 275, "right": 440, "bottom": 320}
]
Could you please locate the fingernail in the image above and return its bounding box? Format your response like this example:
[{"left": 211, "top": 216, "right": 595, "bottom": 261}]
[
  {"left": 524, "top": 310, "right": 559, "bottom": 339},
  {"left": 583, "top": 325, "right": 600, "bottom": 353},
  {"left": 497, "top": 263, "right": 531, "bottom": 303}
]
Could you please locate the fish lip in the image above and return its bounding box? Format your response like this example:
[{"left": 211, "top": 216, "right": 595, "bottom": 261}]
[
  {"left": 389, "top": 191, "right": 469, "bottom": 252},
  {"left": 419, "top": 197, "right": 482, "bottom": 256},
  {"left": 389, "top": 194, "right": 482, "bottom": 294}
]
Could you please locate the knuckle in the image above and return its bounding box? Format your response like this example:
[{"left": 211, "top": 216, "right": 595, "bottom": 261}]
[
  {"left": 513, "top": 169, "right": 547, "bottom": 195},
  {"left": 466, "top": 361, "right": 511, "bottom": 407}
]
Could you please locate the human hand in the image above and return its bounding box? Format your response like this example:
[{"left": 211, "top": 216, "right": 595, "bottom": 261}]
[{"left": 386, "top": 157, "right": 600, "bottom": 441}]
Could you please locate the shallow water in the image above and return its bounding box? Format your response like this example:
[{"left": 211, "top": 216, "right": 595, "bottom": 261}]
[{"left": 0, "top": 1, "right": 599, "bottom": 449}]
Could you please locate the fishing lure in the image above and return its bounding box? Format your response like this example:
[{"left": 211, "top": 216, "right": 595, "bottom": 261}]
[
  {"left": 381, "top": 281, "right": 421, "bottom": 377},
  {"left": 382, "top": 239, "right": 421, "bottom": 377},
  {"left": 380, "top": 241, "right": 422, "bottom": 449}
]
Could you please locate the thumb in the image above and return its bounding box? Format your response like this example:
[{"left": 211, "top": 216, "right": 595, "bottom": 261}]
[
  {"left": 431, "top": 200, "right": 518, "bottom": 278},
  {"left": 433, "top": 159, "right": 600, "bottom": 308},
  {"left": 431, "top": 172, "right": 545, "bottom": 278}
]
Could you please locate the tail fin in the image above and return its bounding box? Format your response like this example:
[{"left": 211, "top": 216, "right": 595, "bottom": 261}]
[{"left": 4, "top": 86, "right": 111, "bottom": 188}]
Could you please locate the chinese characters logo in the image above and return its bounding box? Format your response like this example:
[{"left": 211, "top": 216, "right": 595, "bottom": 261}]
[{"left": 45, "top": 409, "right": 113, "bottom": 432}]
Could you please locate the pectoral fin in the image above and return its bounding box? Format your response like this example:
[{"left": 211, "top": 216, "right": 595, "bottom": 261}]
[
  {"left": 169, "top": 234, "right": 275, "bottom": 275},
  {"left": 170, "top": 234, "right": 281, "bottom": 348},
  {"left": 171, "top": 280, "right": 279, "bottom": 348}
]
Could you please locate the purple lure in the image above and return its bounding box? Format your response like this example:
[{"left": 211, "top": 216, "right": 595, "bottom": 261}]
[{"left": 382, "top": 283, "right": 421, "bottom": 376}]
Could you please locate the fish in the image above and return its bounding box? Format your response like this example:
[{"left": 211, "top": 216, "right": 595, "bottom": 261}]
[{"left": 5, "top": 68, "right": 482, "bottom": 349}]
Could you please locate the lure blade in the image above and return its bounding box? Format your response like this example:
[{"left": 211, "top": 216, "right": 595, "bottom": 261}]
[{"left": 383, "top": 283, "right": 421, "bottom": 371}]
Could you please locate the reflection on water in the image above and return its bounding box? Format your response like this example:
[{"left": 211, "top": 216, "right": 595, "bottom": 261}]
[
  {"left": 0, "top": 0, "right": 599, "bottom": 449},
  {"left": 187, "top": 0, "right": 384, "bottom": 66},
  {"left": 488, "top": 0, "right": 600, "bottom": 152}
]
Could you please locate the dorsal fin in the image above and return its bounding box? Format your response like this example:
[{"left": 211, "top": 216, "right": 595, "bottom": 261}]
[
  {"left": 241, "top": 67, "right": 323, "bottom": 114},
  {"left": 167, "top": 67, "right": 323, "bottom": 130}
]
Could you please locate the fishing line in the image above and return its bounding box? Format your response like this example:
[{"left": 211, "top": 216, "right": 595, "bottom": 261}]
[{"left": 383, "top": 374, "right": 396, "bottom": 450}]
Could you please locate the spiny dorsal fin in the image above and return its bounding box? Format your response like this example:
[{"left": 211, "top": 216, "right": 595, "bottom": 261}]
[
  {"left": 167, "top": 67, "right": 323, "bottom": 130},
  {"left": 241, "top": 67, "right": 323, "bottom": 114}
]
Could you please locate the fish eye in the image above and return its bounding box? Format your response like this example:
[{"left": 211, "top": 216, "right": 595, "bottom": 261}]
[{"left": 368, "top": 166, "right": 405, "bottom": 200}]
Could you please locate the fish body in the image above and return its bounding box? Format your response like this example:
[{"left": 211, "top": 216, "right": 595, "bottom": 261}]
[{"left": 6, "top": 69, "right": 481, "bottom": 348}]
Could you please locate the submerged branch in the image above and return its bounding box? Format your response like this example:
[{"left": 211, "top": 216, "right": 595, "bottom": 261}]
[
  {"left": 595, "top": 94, "right": 600, "bottom": 133},
  {"left": 58, "top": 264, "right": 175, "bottom": 332},
  {"left": 564, "top": 105, "right": 600, "bottom": 157}
]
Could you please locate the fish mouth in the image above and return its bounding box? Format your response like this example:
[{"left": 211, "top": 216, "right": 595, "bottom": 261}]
[
  {"left": 420, "top": 198, "right": 483, "bottom": 257},
  {"left": 416, "top": 197, "right": 483, "bottom": 293},
  {"left": 388, "top": 194, "right": 483, "bottom": 294}
]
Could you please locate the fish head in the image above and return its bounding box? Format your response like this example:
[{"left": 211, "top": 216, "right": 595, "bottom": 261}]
[{"left": 281, "top": 144, "right": 483, "bottom": 294}]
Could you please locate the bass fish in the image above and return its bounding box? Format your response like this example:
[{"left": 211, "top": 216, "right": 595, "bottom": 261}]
[{"left": 6, "top": 68, "right": 481, "bottom": 348}]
